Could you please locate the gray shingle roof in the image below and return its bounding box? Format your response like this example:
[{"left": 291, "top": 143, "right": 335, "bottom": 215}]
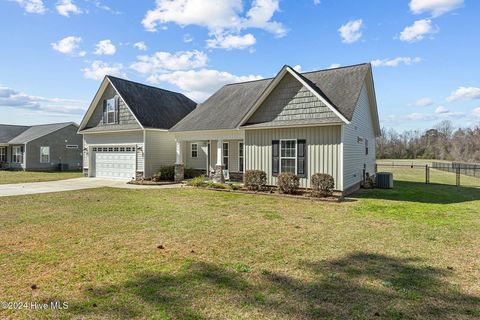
[
  {"left": 107, "top": 76, "right": 197, "bottom": 129},
  {"left": 0, "top": 125, "right": 29, "bottom": 143},
  {"left": 171, "top": 63, "right": 371, "bottom": 132},
  {"left": 6, "top": 122, "right": 76, "bottom": 144}
]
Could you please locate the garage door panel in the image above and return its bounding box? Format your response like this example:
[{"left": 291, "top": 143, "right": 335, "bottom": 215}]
[{"left": 93, "top": 149, "right": 136, "bottom": 179}]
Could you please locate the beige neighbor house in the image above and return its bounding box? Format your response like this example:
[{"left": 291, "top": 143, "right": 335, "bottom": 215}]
[
  {"left": 171, "top": 63, "right": 380, "bottom": 194},
  {"left": 78, "top": 76, "right": 196, "bottom": 179}
]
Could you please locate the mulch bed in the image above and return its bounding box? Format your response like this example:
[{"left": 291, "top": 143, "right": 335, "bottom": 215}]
[{"left": 127, "top": 180, "right": 178, "bottom": 185}]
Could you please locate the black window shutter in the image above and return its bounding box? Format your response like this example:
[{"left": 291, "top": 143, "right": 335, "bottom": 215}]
[
  {"left": 297, "top": 139, "right": 306, "bottom": 177},
  {"left": 115, "top": 96, "right": 120, "bottom": 123},
  {"left": 102, "top": 100, "right": 107, "bottom": 124},
  {"left": 272, "top": 140, "right": 279, "bottom": 177}
]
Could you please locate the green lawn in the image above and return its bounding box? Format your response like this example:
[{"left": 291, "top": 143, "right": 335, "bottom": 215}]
[
  {"left": 0, "top": 171, "right": 83, "bottom": 184},
  {"left": 0, "top": 174, "right": 479, "bottom": 319}
]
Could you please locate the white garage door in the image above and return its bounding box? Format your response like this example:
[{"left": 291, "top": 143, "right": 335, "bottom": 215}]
[{"left": 93, "top": 146, "right": 136, "bottom": 179}]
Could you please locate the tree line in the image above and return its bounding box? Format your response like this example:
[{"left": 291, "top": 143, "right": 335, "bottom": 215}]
[{"left": 376, "top": 120, "right": 480, "bottom": 163}]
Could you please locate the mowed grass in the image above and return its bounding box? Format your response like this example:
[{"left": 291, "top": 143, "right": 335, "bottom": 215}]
[
  {"left": 0, "top": 171, "right": 83, "bottom": 184},
  {"left": 1, "top": 174, "right": 480, "bottom": 319}
]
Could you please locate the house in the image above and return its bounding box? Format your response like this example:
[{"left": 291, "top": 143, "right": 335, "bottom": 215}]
[
  {"left": 78, "top": 76, "right": 196, "bottom": 179},
  {"left": 171, "top": 63, "right": 380, "bottom": 194},
  {"left": 0, "top": 122, "right": 82, "bottom": 171}
]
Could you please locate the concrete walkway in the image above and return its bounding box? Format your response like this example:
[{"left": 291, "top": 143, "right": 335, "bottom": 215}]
[{"left": 0, "top": 178, "right": 181, "bottom": 197}]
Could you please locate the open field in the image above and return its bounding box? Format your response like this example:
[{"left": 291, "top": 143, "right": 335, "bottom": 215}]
[
  {"left": 0, "top": 171, "right": 83, "bottom": 185},
  {"left": 1, "top": 170, "right": 479, "bottom": 319}
]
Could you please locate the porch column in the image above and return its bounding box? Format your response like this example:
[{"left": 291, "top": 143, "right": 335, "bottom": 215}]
[
  {"left": 174, "top": 140, "right": 184, "bottom": 182},
  {"left": 213, "top": 139, "right": 225, "bottom": 183}
]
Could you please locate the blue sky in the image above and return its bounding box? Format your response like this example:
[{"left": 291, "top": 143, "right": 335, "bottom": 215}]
[{"left": 0, "top": 0, "right": 479, "bottom": 131}]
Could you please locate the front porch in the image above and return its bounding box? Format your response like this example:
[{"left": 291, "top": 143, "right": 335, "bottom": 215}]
[{"left": 173, "top": 130, "right": 245, "bottom": 183}]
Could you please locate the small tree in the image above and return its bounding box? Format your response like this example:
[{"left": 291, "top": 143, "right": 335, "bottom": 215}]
[
  {"left": 244, "top": 170, "right": 267, "bottom": 191},
  {"left": 311, "top": 173, "right": 334, "bottom": 197},
  {"left": 277, "top": 172, "right": 300, "bottom": 194}
]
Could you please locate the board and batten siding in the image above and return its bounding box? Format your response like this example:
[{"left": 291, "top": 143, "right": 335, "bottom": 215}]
[
  {"left": 82, "top": 131, "right": 144, "bottom": 172},
  {"left": 143, "top": 130, "right": 176, "bottom": 177},
  {"left": 343, "top": 83, "right": 376, "bottom": 189},
  {"left": 245, "top": 126, "right": 342, "bottom": 189},
  {"left": 246, "top": 73, "right": 339, "bottom": 125}
]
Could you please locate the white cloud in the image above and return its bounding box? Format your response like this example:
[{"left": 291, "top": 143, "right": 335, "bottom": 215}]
[
  {"left": 206, "top": 33, "right": 256, "bottom": 50},
  {"left": 82, "top": 61, "right": 126, "bottom": 80},
  {"left": 446, "top": 86, "right": 480, "bottom": 102},
  {"left": 338, "top": 19, "right": 363, "bottom": 44},
  {"left": 0, "top": 85, "right": 87, "bottom": 115},
  {"left": 313, "top": 0, "right": 321, "bottom": 5},
  {"left": 328, "top": 63, "right": 342, "bottom": 69},
  {"left": 435, "top": 106, "right": 449, "bottom": 113},
  {"left": 414, "top": 97, "right": 433, "bottom": 107},
  {"left": 142, "top": 0, "right": 286, "bottom": 38},
  {"left": 293, "top": 65, "right": 302, "bottom": 72},
  {"left": 148, "top": 69, "right": 263, "bottom": 101},
  {"left": 409, "top": 0, "right": 464, "bottom": 17},
  {"left": 399, "top": 19, "right": 437, "bottom": 42},
  {"left": 371, "top": 57, "right": 421, "bottom": 67},
  {"left": 51, "top": 36, "right": 82, "bottom": 55},
  {"left": 183, "top": 34, "right": 194, "bottom": 43},
  {"left": 133, "top": 41, "right": 147, "bottom": 51},
  {"left": 473, "top": 107, "right": 480, "bottom": 117},
  {"left": 130, "top": 50, "right": 208, "bottom": 74},
  {"left": 13, "top": 0, "right": 45, "bottom": 14},
  {"left": 56, "top": 0, "right": 82, "bottom": 17},
  {"left": 94, "top": 40, "right": 116, "bottom": 55}
]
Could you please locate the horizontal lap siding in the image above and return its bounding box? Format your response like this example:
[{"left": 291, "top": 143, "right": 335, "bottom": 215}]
[
  {"left": 245, "top": 126, "right": 342, "bottom": 189},
  {"left": 186, "top": 141, "right": 208, "bottom": 170},
  {"left": 343, "top": 84, "right": 376, "bottom": 189},
  {"left": 144, "top": 131, "right": 176, "bottom": 177}
]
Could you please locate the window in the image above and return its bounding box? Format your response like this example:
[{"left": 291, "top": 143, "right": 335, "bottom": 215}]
[
  {"left": 103, "top": 98, "right": 117, "bottom": 124},
  {"left": 0, "top": 147, "right": 6, "bottom": 162},
  {"left": 280, "top": 140, "right": 296, "bottom": 173},
  {"left": 238, "top": 142, "right": 244, "bottom": 172},
  {"left": 40, "top": 146, "right": 50, "bottom": 163},
  {"left": 12, "top": 146, "right": 22, "bottom": 163},
  {"left": 365, "top": 139, "right": 369, "bottom": 155},
  {"left": 222, "top": 142, "right": 229, "bottom": 170},
  {"left": 191, "top": 143, "right": 198, "bottom": 158},
  {"left": 66, "top": 145, "right": 78, "bottom": 149}
]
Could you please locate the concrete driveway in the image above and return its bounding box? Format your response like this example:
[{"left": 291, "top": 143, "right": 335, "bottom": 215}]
[{"left": 0, "top": 178, "right": 181, "bottom": 197}]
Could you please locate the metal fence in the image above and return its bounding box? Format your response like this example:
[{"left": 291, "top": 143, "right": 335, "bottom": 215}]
[
  {"left": 376, "top": 162, "right": 480, "bottom": 188},
  {"left": 432, "top": 162, "right": 480, "bottom": 179}
]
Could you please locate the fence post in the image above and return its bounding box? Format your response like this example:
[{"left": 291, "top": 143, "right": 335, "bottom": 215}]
[
  {"left": 456, "top": 167, "right": 460, "bottom": 188},
  {"left": 425, "top": 164, "right": 429, "bottom": 184}
]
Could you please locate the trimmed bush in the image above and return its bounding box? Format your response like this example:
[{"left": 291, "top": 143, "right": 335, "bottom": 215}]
[
  {"left": 311, "top": 173, "right": 335, "bottom": 197},
  {"left": 156, "top": 165, "right": 175, "bottom": 181},
  {"left": 187, "top": 175, "right": 206, "bottom": 187},
  {"left": 184, "top": 167, "right": 201, "bottom": 179},
  {"left": 244, "top": 170, "right": 267, "bottom": 191},
  {"left": 277, "top": 172, "right": 300, "bottom": 194}
]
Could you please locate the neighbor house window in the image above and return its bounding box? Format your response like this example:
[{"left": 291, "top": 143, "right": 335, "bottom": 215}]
[
  {"left": 66, "top": 145, "right": 78, "bottom": 149},
  {"left": 103, "top": 97, "right": 117, "bottom": 124},
  {"left": 191, "top": 143, "right": 198, "bottom": 158},
  {"left": 12, "top": 146, "right": 22, "bottom": 163},
  {"left": 280, "top": 140, "right": 296, "bottom": 173},
  {"left": 365, "top": 139, "right": 369, "bottom": 155},
  {"left": 40, "top": 146, "right": 50, "bottom": 163},
  {"left": 0, "top": 147, "right": 6, "bottom": 162},
  {"left": 223, "top": 142, "right": 229, "bottom": 170},
  {"left": 238, "top": 142, "right": 244, "bottom": 172}
]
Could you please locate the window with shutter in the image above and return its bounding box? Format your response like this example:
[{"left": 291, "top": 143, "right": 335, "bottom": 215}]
[{"left": 297, "top": 139, "right": 306, "bottom": 177}]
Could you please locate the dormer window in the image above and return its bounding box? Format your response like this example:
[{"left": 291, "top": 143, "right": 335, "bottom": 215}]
[{"left": 103, "top": 97, "right": 117, "bottom": 124}]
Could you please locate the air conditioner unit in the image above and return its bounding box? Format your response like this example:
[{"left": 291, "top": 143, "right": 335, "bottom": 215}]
[{"left": 376, "top": 172, "right": 393, "bottom": 189}]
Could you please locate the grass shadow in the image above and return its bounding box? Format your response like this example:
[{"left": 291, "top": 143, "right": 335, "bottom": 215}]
[
  {"left": 65, "top": 252, "right": 480, "bottom": 319},
  {"left": 351, "top": 180, "right": 480, "bottom": 204}
]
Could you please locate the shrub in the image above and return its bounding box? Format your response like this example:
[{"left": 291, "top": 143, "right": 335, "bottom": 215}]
[
  {"left": 244, "top": 170, "right": 267, "bottom": 191},
  {"left": 184, "top": 167, "right": 200, "bottom": 179},
  {"left": 205, "top": 181, "right": 227, "bottom": 189},
  {"left": 277, "top": 172, "right": 300, "bottom": 194},
  {"left": 229, "top": 183, "right": 241, "bottom": 191},
  {"left": 156, "top": 165, "right": 175, "bottom": 181},
  {"left": 311, "top": 173, "right": 335, "bottom": 197},
  {"left": 187, "top": 175, "right": 206, "bottom": 187}
]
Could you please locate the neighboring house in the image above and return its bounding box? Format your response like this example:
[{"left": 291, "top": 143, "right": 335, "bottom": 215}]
[
  {"left": 171, "top": 63, "right": 380, "bottom": 194},
  {"left": 0, "top": 122, "right": 82, "bottom": 171},
  {"left": 78, "top": 76, "right": 196, "bottom": 179}
]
